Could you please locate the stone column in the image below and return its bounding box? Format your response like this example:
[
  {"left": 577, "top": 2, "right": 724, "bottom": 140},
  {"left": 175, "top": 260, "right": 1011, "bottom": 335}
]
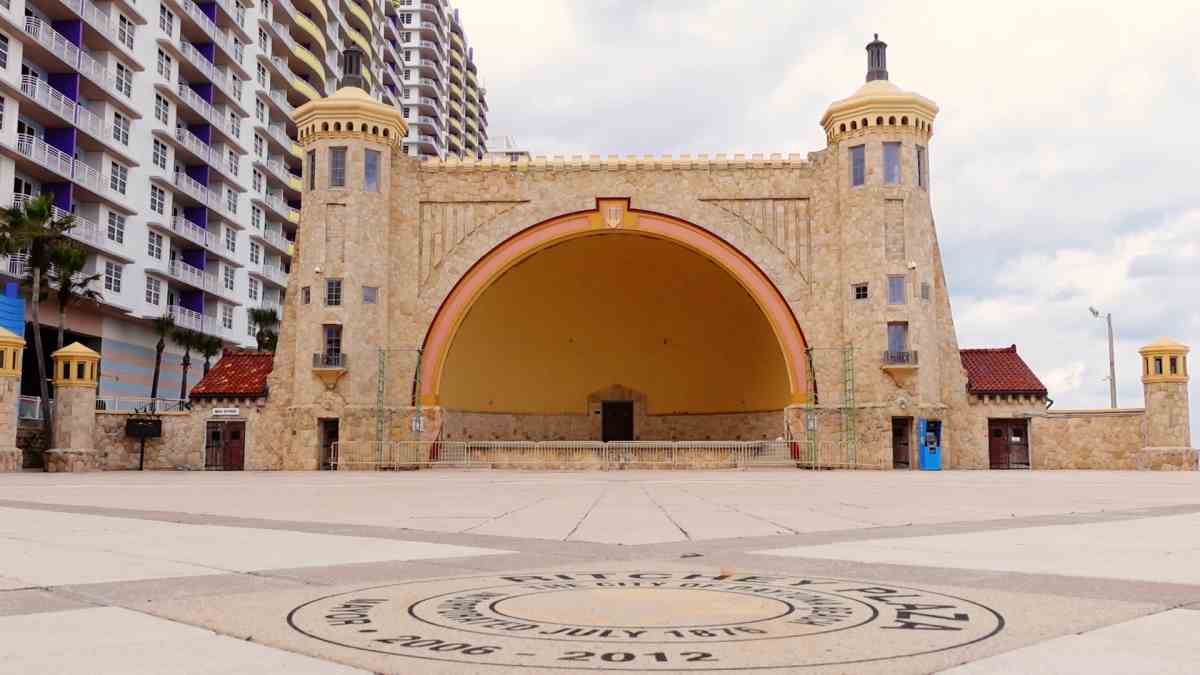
[
  {"left": 1137, "top": 338, "right": 1194, "bottom": 469},
  {"left": 45, "top": 342, "right": 100, "bottom": 472},
  {"left": 0, "top": 327, "right": 25, "bottom": 472}
]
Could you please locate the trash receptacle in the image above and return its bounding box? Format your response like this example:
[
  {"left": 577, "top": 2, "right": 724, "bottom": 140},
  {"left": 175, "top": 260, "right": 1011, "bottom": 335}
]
[{"left": 917, "top": 418, "right": 942, "bottom": 471}]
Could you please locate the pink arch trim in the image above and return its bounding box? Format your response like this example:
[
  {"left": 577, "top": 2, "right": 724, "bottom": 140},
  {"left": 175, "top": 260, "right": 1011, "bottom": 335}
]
[{"left": 418, "top": 206, "right": 811, "bottom": 405}]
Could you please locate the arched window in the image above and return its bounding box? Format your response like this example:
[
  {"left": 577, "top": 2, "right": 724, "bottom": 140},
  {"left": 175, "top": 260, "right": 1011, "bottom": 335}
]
[
  {"left": 839, "top": 123, "right": 846, "bottom": 133},
  {"left": 333, "top": 122, "right": 342, "bottom": 132},
  {"left": 888, "top": 116, "right": 896, "bottom": 125},
  {"left": 901, "top": 116, "right": 909, "bottom": 125},
  {"left": 383, "top": 128, "right": 390, "bottom": 138},
  {"left": 322, "top": 122, "right": 329, "bottom": 132},
  {"left": 876, "top": 116, "right": 883, "bottom": 126},
  {"left": 850, "top": 121, "right": 857, "bottom": 130}
]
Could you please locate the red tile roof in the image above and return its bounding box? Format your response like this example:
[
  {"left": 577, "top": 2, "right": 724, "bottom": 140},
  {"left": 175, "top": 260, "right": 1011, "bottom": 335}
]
[
  {"left": 189, "top": 349, "right": 274, "bottom": 399},
  {"left": 960, "top": 345, "right": 1047, "bottom": 396}
]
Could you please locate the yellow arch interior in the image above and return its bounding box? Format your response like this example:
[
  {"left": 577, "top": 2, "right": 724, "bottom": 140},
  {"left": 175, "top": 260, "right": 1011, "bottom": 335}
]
[{"left": 440, "top": 232, "right": 791, "bottom": 414}]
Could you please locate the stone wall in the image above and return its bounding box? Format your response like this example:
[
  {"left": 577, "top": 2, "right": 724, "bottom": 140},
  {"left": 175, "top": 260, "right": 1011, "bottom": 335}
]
[{"left": 94, "top": 412, "right": 201, "bottom": 470}]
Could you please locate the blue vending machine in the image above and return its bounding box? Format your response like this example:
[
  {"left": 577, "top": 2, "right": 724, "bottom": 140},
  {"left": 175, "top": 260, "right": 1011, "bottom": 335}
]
[{"left": 917, "top": 418, "right": 942, "bottom": 470}]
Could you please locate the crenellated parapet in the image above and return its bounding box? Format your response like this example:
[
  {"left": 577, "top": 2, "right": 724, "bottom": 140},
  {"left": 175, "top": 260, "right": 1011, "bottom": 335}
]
[{"left": 419, "top": 152, "right": 818, "bottom": 173}]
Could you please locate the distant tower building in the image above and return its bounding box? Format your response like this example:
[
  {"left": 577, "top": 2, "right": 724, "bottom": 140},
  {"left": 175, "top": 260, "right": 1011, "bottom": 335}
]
[
  {"left": 1139, "top": 338, "right": 1191, "bottom": 449},
  {"left": 486, "top": 135, "right": 532, "bottom": 162}
]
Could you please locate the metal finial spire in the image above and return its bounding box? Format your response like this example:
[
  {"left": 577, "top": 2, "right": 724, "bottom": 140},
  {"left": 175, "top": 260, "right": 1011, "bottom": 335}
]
[
  {"left": 866, "top": 34, "right": 888, "bottom": 82},
  {"left": 340, "top": 48, "right": 366, "bottom": 89}
]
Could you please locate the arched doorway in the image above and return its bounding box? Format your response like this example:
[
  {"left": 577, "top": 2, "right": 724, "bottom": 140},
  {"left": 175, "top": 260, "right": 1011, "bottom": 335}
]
[{"left": 419, "top": 203, "right": 810, "bottom": 441}]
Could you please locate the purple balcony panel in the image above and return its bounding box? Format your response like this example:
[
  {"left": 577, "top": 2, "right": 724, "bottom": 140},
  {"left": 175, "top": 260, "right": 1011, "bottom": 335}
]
[
  {"left": 181, "top": 248, "right": 206, "bottom": 271},
  {"left": 188, "top": 123, "right": 213, "bottom": 146},
  {"left": 51, "top": 20, "right": 82, "bottom": 48},
  {"left": 195, "top": 42, "right": 216, "bottom": 63},
  {"left": 43, "top": 183, "right": 73, "bottom": 213},
  {"left": 189, "top": 82, "right": 215, "bottom": 105},
  {"left": 47, "top": 73, "right": 80, "bottom": 102},
  {"left": 183, "top": 206, "right": 208, "bottom": 230},
  {"left": 180, "top": 289, "right": 205, "bottom": 314},
  {"left": 44, "top": 127, "right": 77, "bottom": 158},
  {"left": 197, "top": 3, "right": 217, "bottom": 22},
  {"left": 185, "top": 164, "right": 211, "bottom": 188}
]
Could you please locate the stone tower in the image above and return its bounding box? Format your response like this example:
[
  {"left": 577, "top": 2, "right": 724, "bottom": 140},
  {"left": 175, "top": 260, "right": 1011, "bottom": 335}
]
[
  {"left": 267, "top": 77, "right": 408, "bottom": 468},
  {"left": 0, "top": 326, "right": 24, "bottom": 472},
  {"left": 46, "top": 342, "right": 100, "bottom": 472},
  {"left": 1139, "top": 337, "right": 1191, "bottom": 449},
  {"left": 816, "top": 35, "right": 968, "bottom": 463}
]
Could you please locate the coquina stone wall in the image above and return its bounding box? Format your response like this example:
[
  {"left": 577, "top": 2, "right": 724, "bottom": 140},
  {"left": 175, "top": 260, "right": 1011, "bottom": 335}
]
[{"left": 441, "top": 410, "right": 785, "bottom": 442}]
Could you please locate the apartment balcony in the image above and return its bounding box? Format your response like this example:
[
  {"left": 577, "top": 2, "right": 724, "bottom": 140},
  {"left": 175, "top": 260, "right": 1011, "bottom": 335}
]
[
  {"left": 254, "top": 190, "right": 296, "bottom": 223},
  {"left": 174, "top": 82, "right": 243, "bottom": 150},
  {"left": 251, "top": 227, "right": 294, "bottom": 257},
  {"left": 250, "top": 262, "right": 289, "bottom": 288},
  {"left": 168, "top": 127, "right": 238, "bottom": 184},
  {"left": 10, "top": 194, "right": 132, "bottom": 263},
  {"left": 292, "top": 13, "right": 328, "bottom": 58},
  {"left": 176, "top": 40, "right": 245, "bottom": 112},
  {"left": 166, "top": 304, "right": 227, "bottom": 339},
  {"left": 168, "top": 0, "right": 246, "bottom": 77},
  {"left": 258, "top": 122, "right": 300, "bottom": 160},
  {"left": 881, "top": 351, "right": 919, "bottom": 381},
  {"left": 165, "top": 215, "right": 216, "bottom": 250},
  {"left": 290, "top": 76, "right": 320, "bottom": 104},
  {"left": 13, "top": 135, "right": 128, "bottom": 211},
  {"left": 345, "top": 24, "right": 373, "bottom": 60},
  {"left": 164, "top": 258, "right": 219, "bottom": 294},
  {"left": 18, "top": 16, "right": 137, "bottom": 115},
  {"left": 60, "top": 0, "right": 140, "bottom": 64},
  {"left": 263, "top": 88, "right": 294, "bottom": 118}
]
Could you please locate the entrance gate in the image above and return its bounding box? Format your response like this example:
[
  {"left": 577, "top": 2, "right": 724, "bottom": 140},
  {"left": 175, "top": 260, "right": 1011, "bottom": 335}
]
[
  {"left": 205, "top": 421, "right": 245, "bottom": 470},
  {"left": 988, "top": 419, "right": 1030, "bottom": 469}
]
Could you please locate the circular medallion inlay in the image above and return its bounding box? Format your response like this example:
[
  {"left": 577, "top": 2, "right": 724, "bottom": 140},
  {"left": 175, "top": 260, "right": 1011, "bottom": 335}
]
[{"left": 288, "top": 571, "right": 1004, "bottom": 670}]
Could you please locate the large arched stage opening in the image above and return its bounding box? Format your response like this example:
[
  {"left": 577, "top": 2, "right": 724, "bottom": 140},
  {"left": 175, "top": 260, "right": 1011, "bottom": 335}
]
[{"left": 418, "top": 202, "right": 810, "bottom": 440}]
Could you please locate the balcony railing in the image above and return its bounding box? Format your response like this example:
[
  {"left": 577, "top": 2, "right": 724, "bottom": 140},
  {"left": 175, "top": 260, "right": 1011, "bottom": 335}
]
[
  {"left": 23, "top": 17, "right": 125, "bottom": 103},
  {"left": 167, "top": 305, "right": 224, "bottom": 337},
  {"left": 169, "top": 215, "right": 217, "bottom": 250},
  {"left": 882, "top": 350, "right": 919, "bottom": 366},
  {"left": 268, "top": 89, "right": 293, "bottom": 114},
  {"left": 20, "top": 75, "right": 74, "bottom": 123},
  {"left": 11, "top": 195, "right": 121, "bottom": 257},
  {"left": 167, "top": 259, "right": 217, "bottom": 292},
  {"left": 173, "top": 170, "right": 210, "bottom": 203},
  {"left": 174, "top": 125, "right": 219, "bottom": 166},
  {"left": 179, "top": 0, "right": 240, "bottom": 65},
  {"left": 16, "top": 133, "right": 74, "bottom": 178},
  {"left": 313, "top": 352, "right": 346, "bottom": 368},
  {"left": 179, "top": 41, "right": 242, "bottom": 104},
  {"left": 176, "top": 82, "right": 239, "bottom": 141},
  {"left": 262, "top": 228, "right": 291, "bottom": 253},
  {"left": 262, "top": 264, "right": 288, "bottom": 286}
]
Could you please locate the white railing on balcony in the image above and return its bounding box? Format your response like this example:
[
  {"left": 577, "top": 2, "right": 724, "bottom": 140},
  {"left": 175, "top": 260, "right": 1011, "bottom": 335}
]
[
  {"left": 262, "top": 264, "right": 288, "bottom": 286},
  {"left": 268, "top": 89, "right": 293, "bottom": 114},
  {"left": 73, "top": 103, "right": 104, "bottom": 140},
  {"left": 262, "top": 228, "right": 291, "bottom": 253},
  {"left": 16, "top": 133, "right": 73, "bottom": 177},
  {"left": 173, "top": 169, "right": 210, "bottom": 203},
  {"left": 10, "top": 195, "right": 119, "bottom": 256},
  {"left": 167, "top": 304, "right": 205, "bottom": 332},
  {"left": 95, "top": 397, "right": 188, "bottom": 413},
  {"left": 168, "top": 259, "right": 217, "bottom": 292},
  {"left": 179, "top": 41, "right": 242, "bottom": 104},
  {"left": 261, "top": 191, "right": 290, "bottom": 218},
  {"left": 23, "top": 17, "right": 125, "bottom": 103},
  {"left": 263, "top": 158, "right": 293, "bottom": 184},
  {"left": 20, "top": 75, "right": 75, "bottom": 123},
  {"left": 179, "top": 0, "right": 239, "bottom": 64},
  {"left": 174, "top": 125, "right": 217, "bottom": 164},
  {"left": 78, "top": 0, "right": 123, "bottom": 51},
  {"left": 176, "top": 83, "right": 239, "bottom": 141},
  {"left": 269, "top": 55, "right": 295, "bottom": 82},
  {"left": 169, "top": 215, "right": 216, "bottom": 250}
]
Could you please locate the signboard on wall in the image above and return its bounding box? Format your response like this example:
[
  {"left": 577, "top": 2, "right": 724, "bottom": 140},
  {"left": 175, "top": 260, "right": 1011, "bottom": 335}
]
[{"left": 212, "top": 408, "right": 240, "bottom": 417}]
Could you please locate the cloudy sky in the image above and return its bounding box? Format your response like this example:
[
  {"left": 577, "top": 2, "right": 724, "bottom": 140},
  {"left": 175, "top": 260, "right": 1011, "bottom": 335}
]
[{"left": 453, "top": 0, "right": 1200, "bottom": 442}]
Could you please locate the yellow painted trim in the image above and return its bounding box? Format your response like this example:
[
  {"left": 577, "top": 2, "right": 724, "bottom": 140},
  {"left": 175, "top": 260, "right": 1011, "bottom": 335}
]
[
  {"left": 346, "top": 25, "right": 373, "bottom": 59},
  {"left": 290, "top": 142, "right": 303, "bottom": 158},
  {"left": 291, "top": 76, "right": 319, "bottom": 102},
  {"left": 289, "top": 175, "right": 302, "bottom": 190},
  {"left": 291, "top": 43, "right": 325, "bottom": 80},
  {"left": 293, "top": 14, "right": 327, "bottom": 55},
  {"left": 347, "top": 1, "right": 375, "bottom": 38}
]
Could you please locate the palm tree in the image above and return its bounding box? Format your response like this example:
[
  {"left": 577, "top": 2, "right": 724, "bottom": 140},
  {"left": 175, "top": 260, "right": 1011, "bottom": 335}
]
[
  {"left": 46, "top": 243, "right": 102, "bottom": 350},
  {"left": 199, "top": 334, "right": 223, "bottom": 376},
  {"left": 246, "top": 307, "right": 280, "bottom": 351},
  {"left": 171, "top": 327, "right": 201, "bottom": 401},
  {"left": 148, "top": 315, "right": 175, "bottom": 403},
  {"left": 0, "top": 195, "right": 76, "bottom": 439}
]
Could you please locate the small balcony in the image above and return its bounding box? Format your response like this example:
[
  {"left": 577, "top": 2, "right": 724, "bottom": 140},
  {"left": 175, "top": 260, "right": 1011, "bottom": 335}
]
[
  {"left": 312, "top": 352, "right": 346, "bottom": 389},
  {"left": 881, "top": 350, "right": 919, "bottom": 378}
]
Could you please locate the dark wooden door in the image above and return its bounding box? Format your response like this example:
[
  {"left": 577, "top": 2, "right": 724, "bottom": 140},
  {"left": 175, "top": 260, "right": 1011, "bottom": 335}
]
[
  {"left": 989, "top": 419, "right": 1030, "bottom": 469},
  {"left": 601, "top": 401, "right": 634, "bottom": 442},
  {"left": 319, "top": 418, "right": 340, "bottom": 470},
  {"left": 205, "top": 422, "right": 245, "bottom": 470},
  {"left": 892, "top": 417, "right": 912, "bottom": 468}
]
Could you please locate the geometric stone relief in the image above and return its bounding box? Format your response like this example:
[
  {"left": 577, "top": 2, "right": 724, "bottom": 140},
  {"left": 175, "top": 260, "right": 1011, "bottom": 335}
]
[
  {"left": 418, "top": 201, "right": 528, "bottom": 284},
  {"left": 701, "top": 198, "right": 811, "bottom": 283}
]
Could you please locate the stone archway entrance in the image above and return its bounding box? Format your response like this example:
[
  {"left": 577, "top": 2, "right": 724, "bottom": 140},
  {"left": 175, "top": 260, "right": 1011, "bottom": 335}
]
[{"left": 420, "top": 201, "right": 810, "bottom": 442}]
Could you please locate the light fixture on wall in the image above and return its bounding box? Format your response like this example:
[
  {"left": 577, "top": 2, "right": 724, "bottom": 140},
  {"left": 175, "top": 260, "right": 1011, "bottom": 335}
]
[{"left": 314, "top": 266, "right": 323, "bottom": 275}]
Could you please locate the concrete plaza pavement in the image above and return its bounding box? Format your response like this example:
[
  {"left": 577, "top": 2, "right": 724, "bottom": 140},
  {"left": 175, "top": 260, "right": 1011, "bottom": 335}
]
[{"left": 1, "top": 469, "right": 1199, "bottom": 673}]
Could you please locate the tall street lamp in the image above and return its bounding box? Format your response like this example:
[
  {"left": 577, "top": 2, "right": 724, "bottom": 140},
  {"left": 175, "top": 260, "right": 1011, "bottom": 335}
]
[{"left": 1089, "top": 307, "right": 1117, "bottom": 408}]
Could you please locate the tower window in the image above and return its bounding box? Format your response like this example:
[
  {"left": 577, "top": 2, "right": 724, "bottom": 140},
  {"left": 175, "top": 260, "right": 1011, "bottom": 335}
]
[
  {"left": 306, "top": 150, "right": 316, "bottom": 190},
  {"left": 883, "top": 142, "right": 901, "bottom": 184},
  {"left": 364, "top": 149, "right": 379, "bottom": 192},
  {"left": 850, "top": 145, "right": 865, "bottom": 187},
  {"left": 329, "top": 147, "right": 346, "bottom": 187},
  {"left": 1155, "top": 357, "right": 1163, "bottom": 375},
  {"left": 916, "top": 145, "right": 928, "bottom": 188},
  {"left": 852, "top": 283, "right": 868, "bottom": 300},
  {"left": 1170, "top": 356, "right": 1178, "bottom": 375},
  {"left": 324, "top": 278, "right": 342, "bottom": 306},
  {"left": 887, "top": 322, "right": 909, "bottom": 354},
  {"left": 887, "top": 275, "right": 906, "bottom": 305}
]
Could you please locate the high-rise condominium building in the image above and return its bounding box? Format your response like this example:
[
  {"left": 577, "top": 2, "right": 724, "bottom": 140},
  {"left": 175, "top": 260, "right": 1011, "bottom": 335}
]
[{"left": 0, "top": 0, "right": 490, "bottom": 405}]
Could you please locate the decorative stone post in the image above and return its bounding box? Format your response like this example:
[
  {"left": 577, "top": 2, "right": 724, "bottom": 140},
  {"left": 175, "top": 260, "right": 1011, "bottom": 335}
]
[
  {"left": 0, "top": 327, "right": 25, "bottom": 472},
  {"left": 1138, "top": 337, "right": 1194, "bottom": 469},
  {"left": 45, "top": 342, "right": 101, "bottom": 472}
]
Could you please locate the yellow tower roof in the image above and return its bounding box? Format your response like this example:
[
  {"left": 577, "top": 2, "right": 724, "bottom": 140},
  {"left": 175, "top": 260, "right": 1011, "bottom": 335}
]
[
  {"left": 293, "top": 86, "right": 408, "bottom": 148},
  {"left": 1139, "top": 337, "right": 1190, "bottom": 354},
  {"left": 820, "top": 35, "right": 938, "bottom": 144},
  {"left": 0, "top": 326, "right": 24, "bottom": 347},
  {"left": 52, "top": 342, "right": 100, "bottom": 359}
]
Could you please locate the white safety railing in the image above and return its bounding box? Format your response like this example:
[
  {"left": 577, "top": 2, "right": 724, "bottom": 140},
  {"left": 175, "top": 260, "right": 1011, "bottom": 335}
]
[
  {"left": 17, "top": 395, "right": 46, "bottom": 420},
  {"left": 95, "top": 397, "right": 188, "bottom": 413},
  {"left": 328, "top": 440, "right": 881, "bottom": 471}
]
